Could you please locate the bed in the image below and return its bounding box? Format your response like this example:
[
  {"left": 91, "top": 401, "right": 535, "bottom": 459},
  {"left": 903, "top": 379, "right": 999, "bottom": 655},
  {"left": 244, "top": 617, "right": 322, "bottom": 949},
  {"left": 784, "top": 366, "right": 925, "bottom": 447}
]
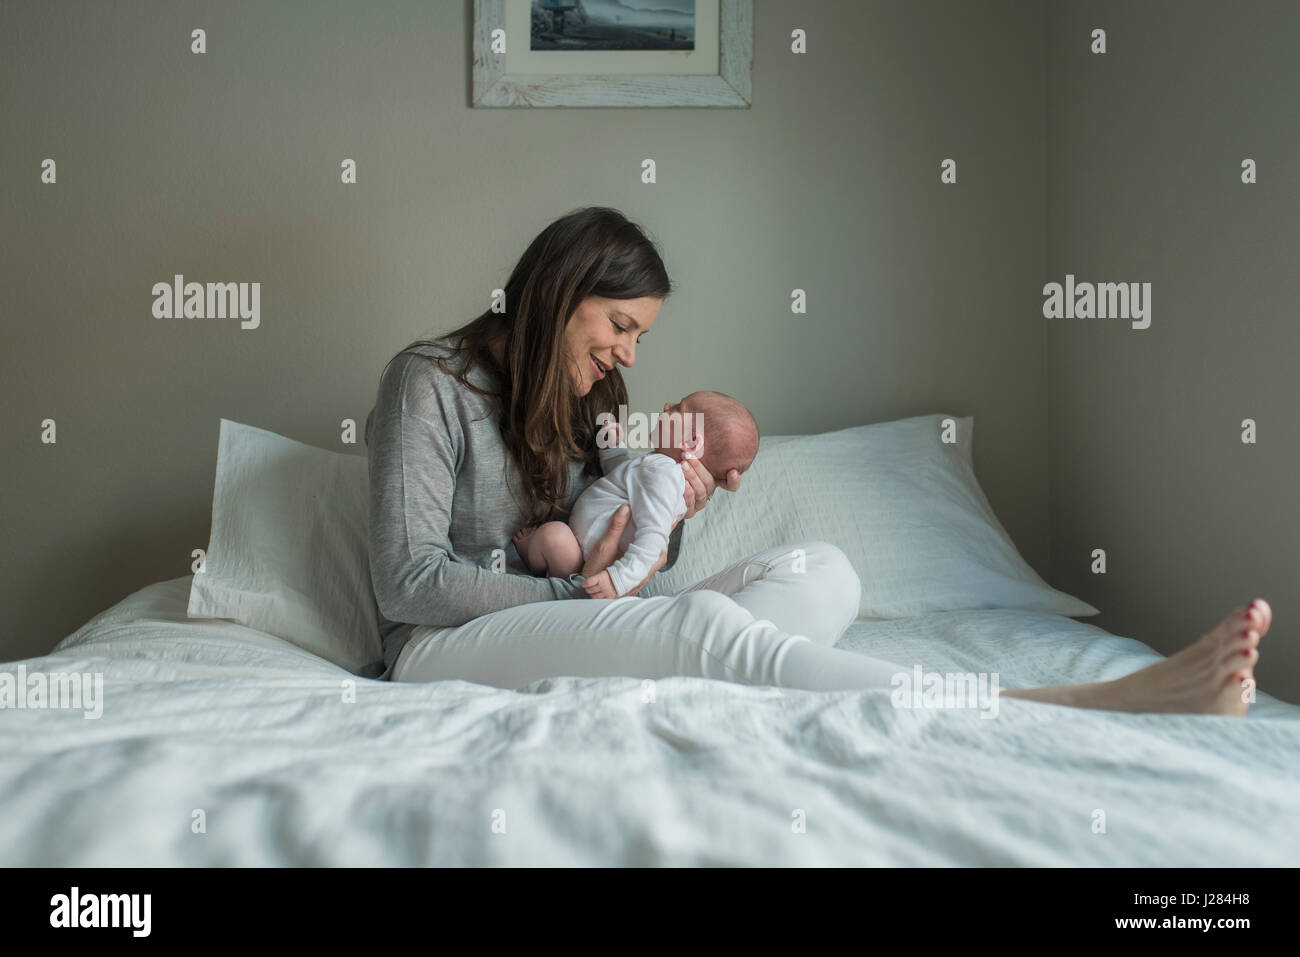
[{"left": 3, "top": 414, "right": 1298, "bottom": 866}]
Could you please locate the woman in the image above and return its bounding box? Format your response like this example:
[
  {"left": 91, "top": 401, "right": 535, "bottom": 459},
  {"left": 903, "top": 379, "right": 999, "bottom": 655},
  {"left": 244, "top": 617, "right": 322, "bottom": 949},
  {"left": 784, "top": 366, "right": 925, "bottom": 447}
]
[{"left": 365, "top": 206, "right": 1269, "bottom": 715}]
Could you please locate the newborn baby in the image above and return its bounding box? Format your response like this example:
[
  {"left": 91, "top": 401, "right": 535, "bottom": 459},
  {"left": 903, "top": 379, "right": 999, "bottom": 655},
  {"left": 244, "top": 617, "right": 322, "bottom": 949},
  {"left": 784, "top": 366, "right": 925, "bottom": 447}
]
[{"left": 513, "top": 390, "right": 760, "bottom": 599}]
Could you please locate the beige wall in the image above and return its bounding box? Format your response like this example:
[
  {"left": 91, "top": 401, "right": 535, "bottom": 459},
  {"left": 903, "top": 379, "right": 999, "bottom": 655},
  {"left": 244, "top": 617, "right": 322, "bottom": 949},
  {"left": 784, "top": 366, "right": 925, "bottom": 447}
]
[
  {"left": 1, "top": 0, "right": 1051, "bottom": 663},
  {"left": 1047, "top": 0, "right": 1300, "bottom": 703}
]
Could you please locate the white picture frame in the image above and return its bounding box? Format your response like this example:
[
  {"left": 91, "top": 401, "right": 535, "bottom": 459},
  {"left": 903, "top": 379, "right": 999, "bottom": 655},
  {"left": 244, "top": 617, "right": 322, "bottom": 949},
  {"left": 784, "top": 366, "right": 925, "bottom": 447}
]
[{"left": 473, "top": 0, "right": 753, "bottom": 108}]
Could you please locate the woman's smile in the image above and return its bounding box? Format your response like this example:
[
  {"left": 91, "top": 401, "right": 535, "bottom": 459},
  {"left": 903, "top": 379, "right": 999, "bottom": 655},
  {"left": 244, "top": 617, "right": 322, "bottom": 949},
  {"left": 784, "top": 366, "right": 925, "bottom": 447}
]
[{"left": 565, "top": 294, "right": 663, "bottom": 396}]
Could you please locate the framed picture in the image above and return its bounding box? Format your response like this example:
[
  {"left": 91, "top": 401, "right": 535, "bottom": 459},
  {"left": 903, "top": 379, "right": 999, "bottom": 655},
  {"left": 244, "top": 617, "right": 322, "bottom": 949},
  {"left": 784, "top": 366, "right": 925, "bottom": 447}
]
[{"left": 473, "top": 0, "right": 752, "bottom": 108}]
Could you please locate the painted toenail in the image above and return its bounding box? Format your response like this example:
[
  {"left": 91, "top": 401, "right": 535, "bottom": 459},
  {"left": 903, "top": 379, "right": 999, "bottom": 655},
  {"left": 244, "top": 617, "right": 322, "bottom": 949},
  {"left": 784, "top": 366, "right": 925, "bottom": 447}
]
[
  {"left": 1242, "top": 649, "right": 1250, "bottom": 656},
  {"left": 1248, "top": 601, "right": 1258, "bottom": 609}
]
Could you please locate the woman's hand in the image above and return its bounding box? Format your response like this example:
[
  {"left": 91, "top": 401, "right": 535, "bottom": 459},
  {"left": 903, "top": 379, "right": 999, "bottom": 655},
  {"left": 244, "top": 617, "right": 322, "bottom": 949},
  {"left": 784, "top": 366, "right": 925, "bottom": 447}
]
[
  {"left": 680, "top": 457, "right": 741, "bottom": 519},
  {"left": 580, "top": 505, "right": 666, "bottom": 596}
]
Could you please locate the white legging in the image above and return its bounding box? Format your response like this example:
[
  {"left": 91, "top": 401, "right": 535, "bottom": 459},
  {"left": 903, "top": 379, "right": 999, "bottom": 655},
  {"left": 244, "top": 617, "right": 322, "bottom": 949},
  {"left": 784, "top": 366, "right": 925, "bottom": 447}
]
[{"left": 391, "top": 540, "right": 907, "bottom": 692}]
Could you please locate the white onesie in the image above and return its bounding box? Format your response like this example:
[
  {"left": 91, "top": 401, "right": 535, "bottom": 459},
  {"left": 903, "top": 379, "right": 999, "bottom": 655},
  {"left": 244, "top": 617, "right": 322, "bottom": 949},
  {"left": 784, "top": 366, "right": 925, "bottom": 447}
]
[{"left": 568, "top": 444, "right": 688, "bottom": 597}]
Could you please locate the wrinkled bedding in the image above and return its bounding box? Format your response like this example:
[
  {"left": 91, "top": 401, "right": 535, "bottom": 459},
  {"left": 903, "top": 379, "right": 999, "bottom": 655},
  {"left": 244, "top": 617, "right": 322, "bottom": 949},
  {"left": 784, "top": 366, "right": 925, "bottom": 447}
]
[{"left": 1, "top": 575, "right": 1296, "bottom": 865}]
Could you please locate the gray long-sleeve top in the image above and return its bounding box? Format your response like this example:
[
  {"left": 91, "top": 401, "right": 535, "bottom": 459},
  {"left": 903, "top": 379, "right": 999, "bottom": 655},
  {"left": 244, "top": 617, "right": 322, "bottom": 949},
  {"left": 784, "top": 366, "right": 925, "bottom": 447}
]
[{"left": 364, "top": 338, "right": 682, "bottom": 675}]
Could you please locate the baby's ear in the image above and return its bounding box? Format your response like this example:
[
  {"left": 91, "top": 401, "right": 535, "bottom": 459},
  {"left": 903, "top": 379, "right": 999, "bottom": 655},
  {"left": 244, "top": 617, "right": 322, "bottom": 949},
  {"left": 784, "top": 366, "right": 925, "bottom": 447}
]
[{"left": 682, "top": 433, "right": 704, "bottom": 459}]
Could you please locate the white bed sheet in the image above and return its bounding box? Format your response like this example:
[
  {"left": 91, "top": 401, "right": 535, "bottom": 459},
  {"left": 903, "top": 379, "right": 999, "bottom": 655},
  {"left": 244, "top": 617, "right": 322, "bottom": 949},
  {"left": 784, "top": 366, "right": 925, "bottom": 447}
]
[{"left": 2, "top": 575, "right": 1297, "bottom": 866}]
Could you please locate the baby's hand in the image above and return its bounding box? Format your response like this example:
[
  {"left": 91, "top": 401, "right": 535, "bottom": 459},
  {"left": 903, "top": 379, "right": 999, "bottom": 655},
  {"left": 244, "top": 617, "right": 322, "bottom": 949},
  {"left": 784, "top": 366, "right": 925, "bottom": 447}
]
[{"left": 582, "top": 569, "right": 618, "bottom": 600}]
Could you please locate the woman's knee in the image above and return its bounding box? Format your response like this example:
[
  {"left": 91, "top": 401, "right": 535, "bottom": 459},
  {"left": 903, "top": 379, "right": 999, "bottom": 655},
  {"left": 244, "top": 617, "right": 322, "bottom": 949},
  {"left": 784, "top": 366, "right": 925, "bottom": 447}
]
[
  {"left": 794, "top": 540, "right": 861, "bottom": 626},
  {"left": 666, "top": 589, "right": 761, "bottom": 646},
  {"left": 665, "top": 590, "right": 785, "bottom": 685}
]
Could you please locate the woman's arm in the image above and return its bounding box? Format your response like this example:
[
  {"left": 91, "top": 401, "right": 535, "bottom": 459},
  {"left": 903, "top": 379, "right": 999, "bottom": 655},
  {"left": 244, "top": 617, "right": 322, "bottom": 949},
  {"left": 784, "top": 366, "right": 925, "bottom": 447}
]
[
  {"left": 365, "top": 354, "right": 593, "bottom": 628},
  {"left": 367, "top": 407, "right": 589, "bottom": 627},
  {"left": 367, "top": 352, "right": 692, "bottom": 621}
]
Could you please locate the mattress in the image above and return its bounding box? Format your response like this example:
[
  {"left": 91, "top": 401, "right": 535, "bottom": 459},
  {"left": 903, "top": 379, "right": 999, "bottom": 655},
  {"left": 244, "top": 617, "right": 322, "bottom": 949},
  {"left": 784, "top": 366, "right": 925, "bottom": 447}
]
[{"left": 2, "top": 575, "right": 1297, "bottom": 865}]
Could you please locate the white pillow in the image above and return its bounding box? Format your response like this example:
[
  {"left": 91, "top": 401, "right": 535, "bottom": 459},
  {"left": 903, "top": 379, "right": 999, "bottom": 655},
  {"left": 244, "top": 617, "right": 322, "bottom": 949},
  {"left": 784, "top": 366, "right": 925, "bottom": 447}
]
[
  {"left": 641, "top": 413, "right": 1099, "bottom": 619},
  {"left": 187, "top": 419, "right": 384, "bottom": 674}
]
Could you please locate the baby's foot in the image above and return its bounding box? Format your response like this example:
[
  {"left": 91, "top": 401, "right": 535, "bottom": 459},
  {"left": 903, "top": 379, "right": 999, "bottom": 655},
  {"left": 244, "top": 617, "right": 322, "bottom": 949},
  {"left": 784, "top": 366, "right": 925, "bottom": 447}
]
[
  {"left": 1093, "top": 600, "right": 1271, "bottom": 716},
  {"left": 513, "top": 526, "right": 541, "bottom": 573}
]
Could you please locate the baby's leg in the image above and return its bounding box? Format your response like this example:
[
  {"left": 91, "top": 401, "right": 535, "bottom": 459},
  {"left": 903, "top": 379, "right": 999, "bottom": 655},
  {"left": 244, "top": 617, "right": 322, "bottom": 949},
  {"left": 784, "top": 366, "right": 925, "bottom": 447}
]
[{"left": 515, "top": 521, "right": 584, "bottom": 577}]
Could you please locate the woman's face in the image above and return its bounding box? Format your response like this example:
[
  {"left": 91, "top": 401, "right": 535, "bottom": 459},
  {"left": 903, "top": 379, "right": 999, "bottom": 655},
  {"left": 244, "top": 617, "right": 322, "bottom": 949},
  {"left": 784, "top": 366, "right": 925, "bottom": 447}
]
[{"left": 564, "top": 295, "right": 662, "bottom": 396}]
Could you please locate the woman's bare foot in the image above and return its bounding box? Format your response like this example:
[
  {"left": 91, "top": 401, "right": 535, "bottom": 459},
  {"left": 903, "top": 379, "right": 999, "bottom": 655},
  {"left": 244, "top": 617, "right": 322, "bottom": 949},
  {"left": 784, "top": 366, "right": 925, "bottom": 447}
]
[{"left": 1003, "top": 600, "right": 1271, "bottom": 716}]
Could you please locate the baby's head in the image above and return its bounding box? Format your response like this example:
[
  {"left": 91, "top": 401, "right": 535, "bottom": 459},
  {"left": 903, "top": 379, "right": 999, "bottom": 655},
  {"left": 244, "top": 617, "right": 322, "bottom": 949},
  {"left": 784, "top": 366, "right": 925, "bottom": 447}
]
[{"left": 653, "top": 390, "right": 760, "bottom": 482}]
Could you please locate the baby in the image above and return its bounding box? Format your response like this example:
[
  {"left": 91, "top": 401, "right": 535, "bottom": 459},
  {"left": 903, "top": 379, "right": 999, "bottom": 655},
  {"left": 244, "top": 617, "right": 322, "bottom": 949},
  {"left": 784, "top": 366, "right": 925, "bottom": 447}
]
[{"left": 513, "top": 390, "right": 760, "bottom": 599}]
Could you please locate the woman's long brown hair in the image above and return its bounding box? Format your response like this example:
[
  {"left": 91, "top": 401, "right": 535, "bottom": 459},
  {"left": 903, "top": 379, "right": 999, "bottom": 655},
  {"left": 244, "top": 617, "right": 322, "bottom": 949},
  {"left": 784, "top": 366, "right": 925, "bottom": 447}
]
[{"left": 382, "top": 206, "right": 673, "bottom": 524}]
